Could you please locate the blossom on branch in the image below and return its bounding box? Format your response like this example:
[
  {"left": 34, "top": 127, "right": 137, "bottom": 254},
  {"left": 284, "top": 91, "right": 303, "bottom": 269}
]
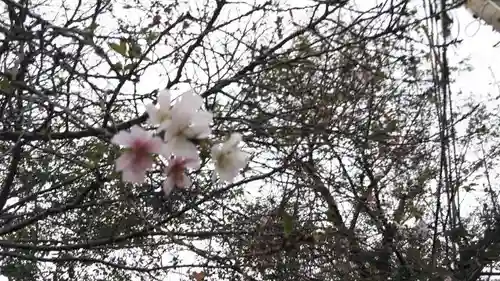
[
  {"left": 114, "top": 89, "right": 248, "bottom": 191},
  {"left": 211, "top": 133, "right": 248, "bottom": 182},
  {"left": 163, "top": 156, "right": 199, "bottom": 196},
  {"left": 111, "top": 125, "right": 166, "bottom": 183},
  {"left": 163, "top": 91, "right": 213, "bottom": 163},
  {"left": 145, "top": 89, "right": 174, "bottom": 132}
]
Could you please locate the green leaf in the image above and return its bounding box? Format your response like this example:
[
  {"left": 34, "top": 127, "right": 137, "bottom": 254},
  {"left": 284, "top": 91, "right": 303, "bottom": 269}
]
[
  {"left": 124, "top": 63, "right": 137, "bottom": 71},
  {"left": 85, "top": 142, "right": 108, "bottom": 165},
  {"left": 0, "top": 79, "right": 10, "bottom": 89},
  {"left": 108, "top": 40, "right": 128, "bottom": 57},
  {"left": 84, "top": 22, "right": 99, "bottom": 33},
  {"left": 2, "top": 261, "right": 36, "bottom": 279},
  {"left": 128, "top": 42, "right": 142, "bottom": 58},
  {"left": 386, "top": 119, "right": 398, "bottom": 132},
  {"left": 146, "top": 32, "right": 159, "bottom": 44},
  {"left": 119, "top": 38, "right": 127, "bottom": 50},
  {"left": 128, "top": 42, "right": 151, "bottom": 61},
  {"left": 110, "top": 62, "right": 123, "bottom": 73},
  {"left": 281, "top": 210, "right": 294, "bottom": 238}
]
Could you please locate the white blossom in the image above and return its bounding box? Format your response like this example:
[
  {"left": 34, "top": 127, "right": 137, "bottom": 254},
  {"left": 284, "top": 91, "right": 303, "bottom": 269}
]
[
  {"left": 145, "top": 89, "right": 173, "bottom": 132},
  {"left": 163, "top": 91, "right": 212, "bottom": 163},
  {"left": 211, "top": 133, "right": 248, "bottom": 182},
  {"left": 111, "top": 125, "right": 165, "bottom": 183},
  {"left": 170, "top": 90, "right": 204, "bottom": 118}
]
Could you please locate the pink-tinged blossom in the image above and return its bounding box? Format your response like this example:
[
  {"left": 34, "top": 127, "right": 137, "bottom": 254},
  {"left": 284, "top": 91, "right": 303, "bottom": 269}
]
[
  {"left": 211, "top": 133, "right": 248, "bottom": 182},
  {"left": 162, "top": 156, "right": 199, "bottom": 196},
  {"left": 111, "top": 125, "right": 166, "bottom": 183}
]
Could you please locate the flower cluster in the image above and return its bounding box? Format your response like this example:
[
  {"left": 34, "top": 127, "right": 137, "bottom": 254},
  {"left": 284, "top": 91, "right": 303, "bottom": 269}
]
[{"left": 111, "top": 89, "right": 248, "bottom": 196}]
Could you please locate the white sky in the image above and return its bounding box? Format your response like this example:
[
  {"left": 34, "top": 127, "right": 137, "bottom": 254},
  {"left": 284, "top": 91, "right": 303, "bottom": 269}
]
[{"left": 447, "top": 6, "right": 500, "bottom": 216}]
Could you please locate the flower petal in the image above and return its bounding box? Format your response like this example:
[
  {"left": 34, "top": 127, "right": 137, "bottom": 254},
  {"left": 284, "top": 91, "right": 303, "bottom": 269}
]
[
  {"left": 192, "top": 111, "right": 213, "bottom": 127},
  {"left": 166, "top": 137, "right": 199, "bottom": 161},
  {"left": 171, "top": 108, "right": 193, "bottom": 131},
  {"left": 211, "top": 136, "right": 248, "bottom": 183},
  {"left": 184, "top": 157, "right": 201, "bottom": 170},
  {"left": 211, "top": 144, "right": 222, "bottom": 160},
  {"left": 148, "top": 137, "right": 167, "bottom": 155},
  {"left": 145, "top": 103, "right": 160, "bottom": 125},
  {"left": 215, "top": 165, "right": 238, "bottom": 183},
  {"left": 232, "top": 150, "right": 248, "bottom": 169},
  {"left": 115, "top": 152, "right": 134, "bottom": 171},
  {"left": 185, "top": 124, "right": 211, "bottom": 139},
  {"left": 111, "top": 131, "right": 133, "bottom": 147},
  {"left": 177, "top": 90, "right": 202, "bottom": 111},
  {"left": 129, "top": 125, "right": 149, "bottom": 139},
  {"left": 169, "top": 93, "right": 201, "bottom": 124},
  {"left": 222, "top": 133, "right": 242, "bottom": 152},
  {"left": 158, "top": 89, "right": 172, "bottom": 109},
  {"left": 228, "top": 133, "right": 242, "bottom": 145},
  {"left": 163, "top": 176, "right": 175, "bottom": 197},
  {"left": 122, "top": 168, "right": 146, "bottom": 183},
  {"left": 135, "top": 154, "right": 155, "bottom": 172},
  {"left": 157, "top": 119, "right": 172, "bottom": 132},
  {"left": 176, "top": 173, "right": 192, "bottom": 189},
  {"left": 185, "top": 111, "right": 213, "bottom": 139}
]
